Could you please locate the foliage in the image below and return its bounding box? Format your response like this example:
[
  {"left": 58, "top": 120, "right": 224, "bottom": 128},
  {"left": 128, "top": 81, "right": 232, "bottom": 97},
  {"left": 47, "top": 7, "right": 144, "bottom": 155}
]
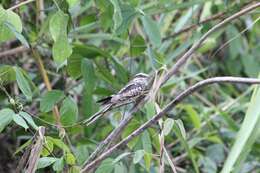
[{"left": 0, "top": 0, "right": 259, "bottom": 173}]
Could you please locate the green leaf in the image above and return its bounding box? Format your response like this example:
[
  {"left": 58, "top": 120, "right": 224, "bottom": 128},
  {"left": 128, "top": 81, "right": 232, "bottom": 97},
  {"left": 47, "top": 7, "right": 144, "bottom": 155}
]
[
  {"left": 67, "top": 53, "right": 83, "bottom": 78},
  {"left": 142, "top": 130, "right": 152, "bottom": 153},
  {"left": 144, "top": 152, "right": 152, "bottom": 171},
  {"left": 198, "top": 37, "right": 217, "bottom": 53},
  {"left": 19, "top": 111, "right": 38, "bottom": 130},
  {"left": 49, "top": 11, "right": 69, "bottom": 42},
  {"left": 175, "top": 119, "right": 186, "bottom": 139},
  {"left": 226, "top": 25, "right": 243, "bottom": 59},
  {"left": 66, "top": 0, "right": 80, "bottom": 8},
  {"left": 141, "top": 15, "right": 161, "bottom": 47},
  {"left": 41, "top": 138, "right": 54, "bottom": 157},
  {"left": 65, "top": 152, "right": 76, "bottom": 165},
  {"left": 206, "top": 144, "right": 225, "bottom": 165},
  {"left": 40, "top": 90, "right": 65, "bottom": 112},
  {"left": 115, "top": 3, "right": 138, "bottom": 34},
  {"left": 174, "top": 5, "right": 199, "bottom": 33},
  {"left": 60, "top": 96, "right": 78, "bottom": 125},
  {"left": 163, "top": 118, "right": 174, "bottom": 136},
  {"left": 0, "top": 8, "right": 22, "bottom": 42},
  {"left": 147, "top": 46, "right": 164, "bottom": 69},
  {"left": 221, "top": 85, "right": 260, "bottom": 173},
  {"left": 81, "top": 59, "right": 96, "bottom": 116},
  {"left": 37, "top": 157, "right": 58, "bottom": 169},
  {"left": 52, "top": 35, "right": 72, "bottom": 64},
  {"left": 145, "top": 101, "right": 156, "bottom": 119},
  {"left": 67, "top": 44, "right": 114, "bottom": 79},
  {"left": 14, "top": 138, "right": 33, "bottom": 155},
  {"left": 12, "top": 114, "right": 29, "bottom": 130},
  {"left": 81, "top": 59, "right": 96, "bottom": 93},
  {"left": 96, "top": 158, "right": 114, "bottom": 173},
  {"left": 114, "top": 162, "right": 126, "bottom": 173},
  {"left": 113, "top": 152, "right": 131, "bottom": 164},
  {"left": 130, "top": 35, "right": 147, "bottom": 57},
  {"left": 14, "top": 67, "right": 32, "bottom": 100},
  {"left": 75, "top": 145, "right": 89, "bottom": 165},
  {"left": 52, "top": 157, "right": 64, "bottom": 171},
  {"left": 4, "top": 22, "right": 29, "bottom": 48},
  {"left": 133, "top": 150, "right": 145, "bottom": 164},
  {"left": 241, "top": 54, "right": 260, "bottom": 77},
  {"left": 109, "top": 0, "right": 123, "bottom": 33},
  {"left": 122, "top": 120, "right": 141, "bottom": 149},
  {"left": 0, "top": 108, "right": 15, "bottom": 132},
  {"left": 46, "top": 136, "right": 70, "bottom": 153},
  {"left": 0, "top": 65, "right": 16, "bottom": 84},
  {"left": 184, "top": 105, "right": 201, "bottom": 129},
  {"left": 173, "top": 119, "right": 199, "bottom": 173},
  {"left": 201, "top": 157, "right": 217, "bottom": 173}
]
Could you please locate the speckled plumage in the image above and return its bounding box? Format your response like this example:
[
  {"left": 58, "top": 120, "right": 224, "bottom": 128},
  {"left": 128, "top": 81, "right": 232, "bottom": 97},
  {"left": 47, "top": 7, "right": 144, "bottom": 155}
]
[{"left": 84, "top": 73, "right": 149, "bottom": 125}]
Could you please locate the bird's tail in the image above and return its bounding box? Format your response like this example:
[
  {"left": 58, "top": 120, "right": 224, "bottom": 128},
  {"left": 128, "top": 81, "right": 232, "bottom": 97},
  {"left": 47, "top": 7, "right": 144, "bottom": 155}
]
[
  {"left": 83, "top": 104, "right": 112, "bottom": 126},
  {"left": 97, "top": 96, "right": 112, "bottom": 105}
]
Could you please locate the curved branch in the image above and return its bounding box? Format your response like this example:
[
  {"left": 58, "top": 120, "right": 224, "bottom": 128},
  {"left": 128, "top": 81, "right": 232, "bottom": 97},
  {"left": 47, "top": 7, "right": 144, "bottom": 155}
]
[
  {"left": 81, "top": 77, "right": 260, "bottom": 172},
  {"left": 81, "top": 2, "right": 260, "bottom": 172},
  {"left": 160, "top": 2, "right": 260, "bottom": 86}
]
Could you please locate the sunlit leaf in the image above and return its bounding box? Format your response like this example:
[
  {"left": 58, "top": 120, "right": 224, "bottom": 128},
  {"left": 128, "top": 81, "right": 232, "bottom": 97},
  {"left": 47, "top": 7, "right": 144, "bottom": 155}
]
[
  {"left": 141, "top": 15, "right": 161, "bottom": 47},
  {"left": 40, "top": 90, "right": 65, "bottom": 112},
  {"left": 14, "top": 67, "right": 32, "bottom": 100},
  {"left": 0, "top": 108, "right": 15, "bottom": 132},
  {"left": 12, "top": 113, "right": 29, "bottom": 130},
  {"left": 19, "top": 111, "right": 38, "bottom": 130},
  {"left": 60, "top": 96, "right": 78, "bottom": 125},
  {"left": 37, "top": 157, "right": 58, "bottom": 169}
]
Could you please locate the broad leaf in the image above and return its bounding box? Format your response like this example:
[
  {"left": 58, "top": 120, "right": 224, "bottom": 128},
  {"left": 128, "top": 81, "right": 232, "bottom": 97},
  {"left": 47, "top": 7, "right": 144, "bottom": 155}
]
[
  {"left": 37, "top": 157, "right": 58, "bottom": 169},
  {"left": 19, "top": 111, "right": 38, "bottom": 130},
  {"left": 0, "top": 8, "right": 22, "bottom": 42},
  {"left": 40, "top": 90, "right": 65, "bottom": 112},
  {"left": 12, "top": 113, "right": 29, "bottom": 130},
  {"left": 141, "top": 15, "right": 161, "bottom": 47},
  {"left": 60, "top": 96, "right": 78, "bottom": 125},
  {"left": 0, "top": 108, "right": 15, "bottom": 132},
  {"left": 14, "top": 67, "right": 32, "bottom": 100}
]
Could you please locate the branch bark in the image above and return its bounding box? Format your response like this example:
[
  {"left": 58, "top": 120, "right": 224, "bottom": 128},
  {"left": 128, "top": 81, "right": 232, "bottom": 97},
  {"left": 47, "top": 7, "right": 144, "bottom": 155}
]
[
  {"left": 0, "top": 46, "right": 29, "bottom": 58},
  {"left": 81, "top": 77, "right": 260, "bottom": 172}
]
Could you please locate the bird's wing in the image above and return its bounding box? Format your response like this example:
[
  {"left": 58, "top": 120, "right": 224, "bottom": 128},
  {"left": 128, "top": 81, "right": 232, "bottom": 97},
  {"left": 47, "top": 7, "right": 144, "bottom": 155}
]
[{"left": 118, "top": 82, "right": 144, "bottom": 96}]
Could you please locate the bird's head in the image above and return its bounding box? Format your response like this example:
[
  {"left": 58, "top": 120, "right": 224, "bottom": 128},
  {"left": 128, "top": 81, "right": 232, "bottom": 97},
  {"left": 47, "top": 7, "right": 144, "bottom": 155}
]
[{"left": 133, "top": 73, "right": 149, "bottom": 79}]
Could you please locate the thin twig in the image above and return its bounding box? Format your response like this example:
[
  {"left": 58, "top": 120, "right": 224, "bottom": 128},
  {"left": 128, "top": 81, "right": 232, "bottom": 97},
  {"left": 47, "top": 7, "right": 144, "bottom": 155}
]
[
  {"left": 31, "top": 48, "right": 62, "bottom": 128},
  {"left": 8, "top": 0, "right": 36, "bottom": 10},
  {"left": 162, "top": 12, "right": 225, "bottom": 41},
  {"left": 0, "top": 46, "right": 29, "bottom": 57},
  {"left": 81, "top": 76, "right": 260, "bottom": 172}
]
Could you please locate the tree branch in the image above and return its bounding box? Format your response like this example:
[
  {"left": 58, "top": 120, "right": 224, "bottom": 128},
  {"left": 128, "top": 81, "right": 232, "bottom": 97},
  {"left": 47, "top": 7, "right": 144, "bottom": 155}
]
[
  {"left": 160, "top": 2, "right": 260, "bottom": 86},
  {"left": 8, "top": 0, "right": 36, "bottom": 10},
  {"left": 162, "top": 12, "right": 225, "bottom": 41},
  {"left": 0, "top": 46, "right": 29, "bottom": 58},
  {"left": 31, "top": 48, "right": 62, "bottom": 129},
  {"left": 81, "top": 2, "right": 260, "bottom": 171},
  {"left": 81, "top": 77, "right": 260, "bottom": 172}
]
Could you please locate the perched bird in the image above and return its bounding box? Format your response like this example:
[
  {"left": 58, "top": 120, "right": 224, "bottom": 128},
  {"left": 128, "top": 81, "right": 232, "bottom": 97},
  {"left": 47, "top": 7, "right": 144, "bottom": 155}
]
[{"left": 84, "top": 73, "right": 150, "bottom": 126}]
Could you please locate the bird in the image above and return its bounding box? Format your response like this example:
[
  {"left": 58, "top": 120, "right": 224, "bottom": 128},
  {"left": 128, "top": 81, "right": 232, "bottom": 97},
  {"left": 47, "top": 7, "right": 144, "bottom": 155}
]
[{"left": 83, "top": 73, "right": 150, "bottom": 126}]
